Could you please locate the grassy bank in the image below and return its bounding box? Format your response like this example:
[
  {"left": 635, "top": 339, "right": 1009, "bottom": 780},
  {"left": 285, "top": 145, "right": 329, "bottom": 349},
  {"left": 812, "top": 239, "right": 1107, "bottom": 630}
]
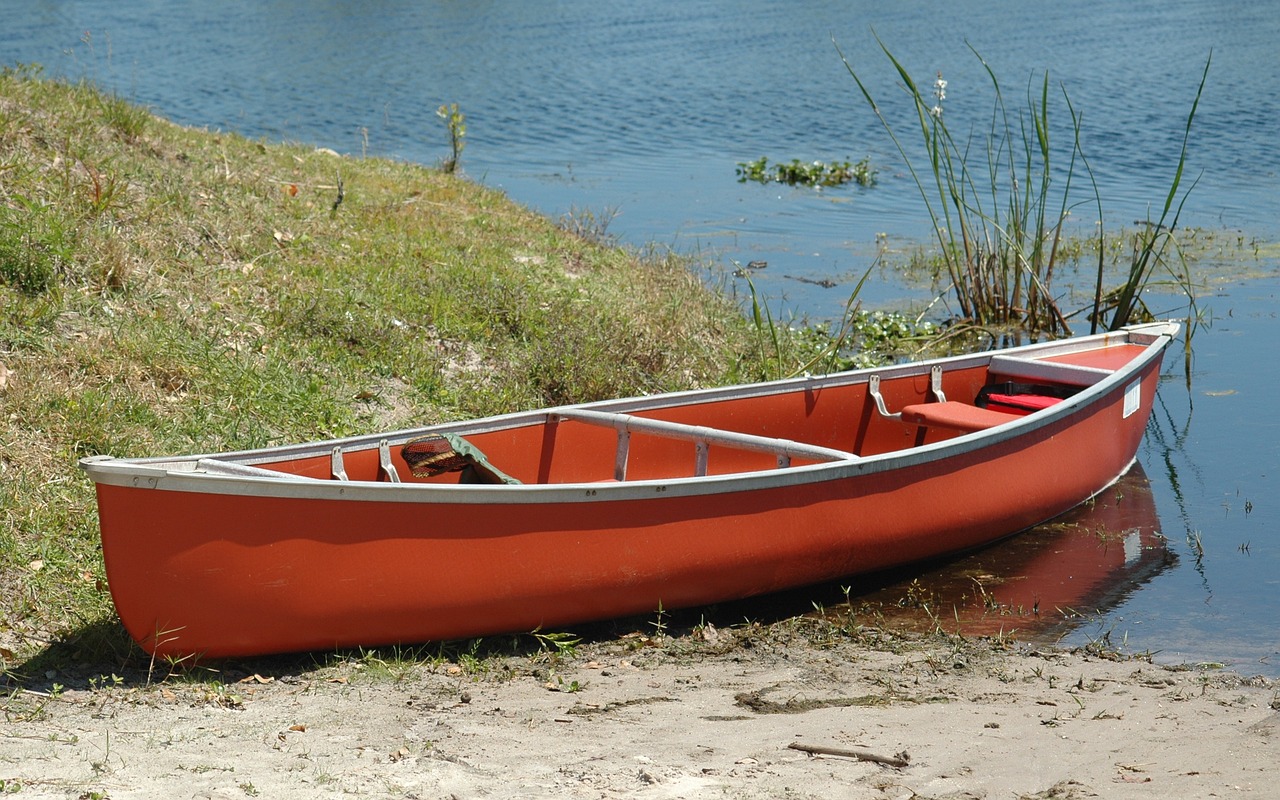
[{"left": 0, "top": 67, "right": 767, "bottom": 664}]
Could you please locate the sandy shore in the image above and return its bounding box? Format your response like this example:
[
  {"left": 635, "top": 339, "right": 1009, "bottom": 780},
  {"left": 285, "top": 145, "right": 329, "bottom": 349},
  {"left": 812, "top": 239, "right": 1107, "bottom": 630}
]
[{"left": 3, "top": 626, "right": 1277, "bottom": 799}]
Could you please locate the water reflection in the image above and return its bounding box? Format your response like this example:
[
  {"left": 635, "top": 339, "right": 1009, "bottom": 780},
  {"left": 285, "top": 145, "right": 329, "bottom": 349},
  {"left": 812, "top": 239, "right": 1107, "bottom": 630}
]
[{"left": 836, "top": 462, "right": 1174, "bottom": 641}]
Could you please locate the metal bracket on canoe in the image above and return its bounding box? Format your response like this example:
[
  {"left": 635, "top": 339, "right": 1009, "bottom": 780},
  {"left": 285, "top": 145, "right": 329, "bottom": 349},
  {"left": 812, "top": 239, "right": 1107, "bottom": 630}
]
[
  {"left": 378, "top": 439, "right": 401, "bottom": 483},
  {"left": 331, "top": 446, "right": 349, "bottom": 481},
  {"left": 930, "top": 365, "right": 947, "bottom": 403},
  {"left": 868, "top": 375, "right": 900, "bottom": 420},
  {"left": 613, "top": 427, "right": 631, "bottom": 482},
  {"left": 869, "top": 366, "right": 946, "bottom": 420},
  {"left": 695, "top": 440, "right": 711, "bottom": 478}
]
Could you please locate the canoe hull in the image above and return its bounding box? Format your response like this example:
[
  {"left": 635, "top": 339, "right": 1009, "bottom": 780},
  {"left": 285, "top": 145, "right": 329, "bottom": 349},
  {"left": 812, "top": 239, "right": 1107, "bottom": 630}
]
[{"left": 88, "top": 333, "right": 1168, "bottom": 658}]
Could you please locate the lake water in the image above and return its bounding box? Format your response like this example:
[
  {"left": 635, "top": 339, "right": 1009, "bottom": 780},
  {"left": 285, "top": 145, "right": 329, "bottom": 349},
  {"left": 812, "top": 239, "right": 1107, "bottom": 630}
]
[{"left": 5, "top": 1, "right": 1278, "bottom": 674}]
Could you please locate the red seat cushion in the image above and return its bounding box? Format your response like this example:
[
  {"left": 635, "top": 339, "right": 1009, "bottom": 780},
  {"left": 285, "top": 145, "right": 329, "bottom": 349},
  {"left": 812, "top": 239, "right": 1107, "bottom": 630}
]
[
  {"left": 899, "top": 401, "right": 1021, "bottom": 432},
  {"left": 983, "top": 392, "right": 1063, "bottom": 416}
]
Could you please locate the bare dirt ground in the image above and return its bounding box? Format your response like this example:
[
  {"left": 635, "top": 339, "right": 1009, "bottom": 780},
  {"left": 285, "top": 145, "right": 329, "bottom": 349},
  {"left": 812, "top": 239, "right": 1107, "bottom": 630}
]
[{"left": 3, "top": 624, "right": 1278, "bottom": 799}]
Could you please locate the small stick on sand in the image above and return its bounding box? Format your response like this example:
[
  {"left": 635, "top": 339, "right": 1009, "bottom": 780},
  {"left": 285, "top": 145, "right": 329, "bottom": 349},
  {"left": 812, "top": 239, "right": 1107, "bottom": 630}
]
[{"left": 788, "top": 742, "right": 910, "bottom": 768}]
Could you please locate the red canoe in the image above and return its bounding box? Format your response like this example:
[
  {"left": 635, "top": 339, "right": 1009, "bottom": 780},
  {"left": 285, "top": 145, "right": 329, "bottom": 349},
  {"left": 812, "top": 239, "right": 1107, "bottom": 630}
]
[{"left": 80, "top": 321, "right": 1179, "bottom": 659}]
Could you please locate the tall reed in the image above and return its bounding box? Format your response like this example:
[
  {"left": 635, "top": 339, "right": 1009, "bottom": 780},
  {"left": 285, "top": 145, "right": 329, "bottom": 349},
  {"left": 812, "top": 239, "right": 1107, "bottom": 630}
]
[
  {"left": 839, "top": 37, "right": 1073, "bottom": 334},
  {"left": 1097, "top": 54, "right": 1210, "bottom": 333}
]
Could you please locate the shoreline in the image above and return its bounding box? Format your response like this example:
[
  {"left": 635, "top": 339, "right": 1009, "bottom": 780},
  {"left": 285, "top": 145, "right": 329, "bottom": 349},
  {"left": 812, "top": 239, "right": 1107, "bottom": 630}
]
[{"left": 3, "top": 628, "right": 1276, "bottom": 798}]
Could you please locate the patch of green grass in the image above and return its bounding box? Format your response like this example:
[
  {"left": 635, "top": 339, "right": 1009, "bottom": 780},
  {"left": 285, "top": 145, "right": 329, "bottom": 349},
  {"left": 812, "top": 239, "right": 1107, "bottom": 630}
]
[
  {"left": 0, "top": 197, "right": 76, "bottom": 294},
  {"left": 0, "top": 69, "right": 765, "bottom": 666}
]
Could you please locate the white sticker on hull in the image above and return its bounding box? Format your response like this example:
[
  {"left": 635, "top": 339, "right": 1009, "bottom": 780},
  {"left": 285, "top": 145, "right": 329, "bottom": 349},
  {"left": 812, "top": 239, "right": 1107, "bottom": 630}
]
[{"left": 1123, "top": 379, "right": 1142, "bottom": 418}]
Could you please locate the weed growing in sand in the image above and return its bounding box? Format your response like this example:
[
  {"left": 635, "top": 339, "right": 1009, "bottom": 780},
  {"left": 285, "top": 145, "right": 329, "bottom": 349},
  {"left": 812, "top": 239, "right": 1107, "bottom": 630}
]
[
  {"left": 345, "top": 647, "right": 426, "bottom": 685},
  {"left": 530, "top": 630, "right": 581, "bottom": 662},
  {"left": 649, "top": 601, "right": 670, "bottom": 642}
]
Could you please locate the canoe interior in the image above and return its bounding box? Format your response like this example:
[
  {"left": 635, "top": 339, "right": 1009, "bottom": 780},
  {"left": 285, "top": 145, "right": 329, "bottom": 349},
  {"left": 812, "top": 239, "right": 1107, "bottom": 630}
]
[{"left": 243, "top": 343, "right": 1148, "bottom": 485}]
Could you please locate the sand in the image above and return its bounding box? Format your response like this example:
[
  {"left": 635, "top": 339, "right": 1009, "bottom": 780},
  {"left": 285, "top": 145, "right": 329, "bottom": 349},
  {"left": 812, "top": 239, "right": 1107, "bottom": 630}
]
[{"left": 3, "top": 624, "right": 1277, "bottom": 799}]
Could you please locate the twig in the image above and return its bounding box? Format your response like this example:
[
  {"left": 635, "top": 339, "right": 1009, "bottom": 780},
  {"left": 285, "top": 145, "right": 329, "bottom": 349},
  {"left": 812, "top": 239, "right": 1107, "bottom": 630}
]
[
  {"left": 331, "top": 173, "right": 344, "bottom": 214},
  {"left": 788, "top": 742, "right": 910, "bottom": 768}
]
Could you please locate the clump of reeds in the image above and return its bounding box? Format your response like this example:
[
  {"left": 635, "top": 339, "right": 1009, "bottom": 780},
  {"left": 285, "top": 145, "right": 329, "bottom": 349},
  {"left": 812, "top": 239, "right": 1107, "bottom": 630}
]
[{"left": 837, "top": 36, "right": 1210, "bottom": 337}]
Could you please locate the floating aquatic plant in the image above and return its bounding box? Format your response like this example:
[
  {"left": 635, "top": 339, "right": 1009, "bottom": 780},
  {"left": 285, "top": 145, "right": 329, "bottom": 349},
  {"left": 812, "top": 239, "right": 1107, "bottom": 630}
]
[{"left": 736, "top": 156, "right": 876, "bottom": 188}]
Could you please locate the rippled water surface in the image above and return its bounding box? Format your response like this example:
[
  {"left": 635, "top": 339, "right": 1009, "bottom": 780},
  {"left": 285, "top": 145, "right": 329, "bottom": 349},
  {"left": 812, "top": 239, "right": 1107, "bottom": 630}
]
[{"left": 5, "top": 0, "right": 1278, "bottom": 673}]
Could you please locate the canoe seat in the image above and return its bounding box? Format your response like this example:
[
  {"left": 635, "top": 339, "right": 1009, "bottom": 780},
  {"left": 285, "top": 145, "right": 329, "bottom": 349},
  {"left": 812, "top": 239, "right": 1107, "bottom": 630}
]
[
  {"left": 899, "top": 401, "right": 1021, "bottom": 433},
  {"left": 988, "top": 355, "right": 1110, "bottom": 386},
  {"left": 975, "top": 381, "right": 1079, "bottom": 417}
]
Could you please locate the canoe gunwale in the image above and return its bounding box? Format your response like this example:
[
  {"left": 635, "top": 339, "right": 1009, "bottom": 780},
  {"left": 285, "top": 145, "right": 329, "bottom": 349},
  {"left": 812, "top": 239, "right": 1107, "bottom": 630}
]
[{"left": 79, "top": 322, "right": 1178, "bottom": 505}]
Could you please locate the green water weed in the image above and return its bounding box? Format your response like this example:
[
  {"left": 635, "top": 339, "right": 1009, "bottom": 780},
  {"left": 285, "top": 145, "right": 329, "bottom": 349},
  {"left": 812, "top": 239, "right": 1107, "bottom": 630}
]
[{"left": 736, "top": 156, "right": 876, "bottom": 188}]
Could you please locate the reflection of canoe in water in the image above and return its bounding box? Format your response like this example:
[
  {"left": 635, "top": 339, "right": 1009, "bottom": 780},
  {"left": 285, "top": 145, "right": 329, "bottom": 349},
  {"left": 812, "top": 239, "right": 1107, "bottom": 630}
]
[
  {"left": 846, "top": 462, "right": 1174, "bottom": 638},
  {"left": 80, "top": 322, "right": 1178, "bottom": 659}
]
